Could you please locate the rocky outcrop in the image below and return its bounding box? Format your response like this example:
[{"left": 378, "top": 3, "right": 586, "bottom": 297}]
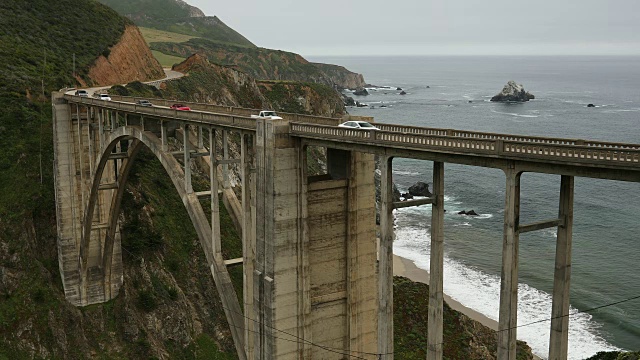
[
  {"left": 164, "top": 54, "right": 267, "bottom": 109},
  {"left": 342, "top": 93, "right": 356, "bottom": 106},
  {"left": 408, "top": 182, "right": 432, "bottom": 197},
  {"left": 354, "top": 88, "right": 369, "bottom": 96},
  {"left": 258, "top": 80, "right": 346, "bottom": 117},
  {"left": 490, "top": 81, "right": 535, "bottom": 102},
  {"left": 151, "top": 40, "right": 365, "bottom": 90},
  {"left": 311, "top": 63, "right": 366, "bottom": 89},
  {"left": 401, "top": 193, "right": 414, "bottom": 200},
  {"left": 87, "top": 25, "right": 164, "bottom": 86}
]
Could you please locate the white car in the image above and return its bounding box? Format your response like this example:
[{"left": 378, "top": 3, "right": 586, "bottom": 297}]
[
  {"left": 95, "top": 93, "right": 111, "bottom": 101},
  {"left": 338, "top": 121, "right": 379, "bottom": 130}
]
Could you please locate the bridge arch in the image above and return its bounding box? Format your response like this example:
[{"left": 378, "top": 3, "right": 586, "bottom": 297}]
[{"left": 78, "top": 125, "right": 246, "bottom": 358}]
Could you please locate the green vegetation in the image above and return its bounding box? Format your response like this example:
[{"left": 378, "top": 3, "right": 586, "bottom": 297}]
[
  {"left": 0, "top": 0, "right": 130, "bottom": 94},
  {"left": 140, "top": 27, "right": 198, "bottom": 44},
  {"left": 259, "top": 82, "right": 307, "bottom": 114},
  {"left": 394, "top": 277, "right": 533, "bottom": 360},
  {"left": 98, "top": 0, "right": 255, "bottom": 47},
  {"left": 152, "top": 50, "right": 187, "bottom": 68},
  {"left": 110, "top": 81, "right": 163, "bottom": 98}
]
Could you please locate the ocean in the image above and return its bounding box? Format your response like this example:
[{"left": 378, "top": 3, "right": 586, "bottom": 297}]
[{"left": 310, "top": 55, "right": 640, "bottom": 359}]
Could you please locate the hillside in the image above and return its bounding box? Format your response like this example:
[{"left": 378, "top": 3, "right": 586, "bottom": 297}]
[
  {"left": 152, "top": 38, "right": 366, "bottom": 89},
  {"left": 110, "top": 54, "right": 346, "bottom": 118},
  {"left": 98, "top": 0, "right": 255, "bottom": 47},
  {"left": 97, "top": 0, "right": 365, "bottom": 89}
]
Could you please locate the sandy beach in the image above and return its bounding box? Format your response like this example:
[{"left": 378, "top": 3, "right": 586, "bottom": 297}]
[{"left": 393, "top": 254, "right": 543, "bottom": 360}]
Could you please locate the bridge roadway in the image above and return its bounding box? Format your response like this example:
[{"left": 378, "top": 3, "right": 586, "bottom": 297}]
[
  {"left": 65, "top": 94, "right": 640, "bottom": 180},
  {"left": 58, "top": 93, "right": 640, "bottom": 360}
]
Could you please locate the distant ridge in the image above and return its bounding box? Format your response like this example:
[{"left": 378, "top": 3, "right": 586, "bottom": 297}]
[{"left": 98, "top": 0, "right": 255, "bottom": 47}]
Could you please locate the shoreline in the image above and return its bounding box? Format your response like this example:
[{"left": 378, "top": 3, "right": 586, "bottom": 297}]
[{"left": 393, "top": 254, "right": 543, "bottom": 360}]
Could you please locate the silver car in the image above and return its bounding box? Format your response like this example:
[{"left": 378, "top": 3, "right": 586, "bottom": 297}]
[{"left": 338, "top": 121, "right": 379, "bottom": 130}]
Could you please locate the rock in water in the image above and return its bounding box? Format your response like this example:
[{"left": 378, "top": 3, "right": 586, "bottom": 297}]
[
  {"left": 400, "top": 90, "right": 407, "bottom": 95},
  {"left": 587, "top": 103, "right": 595, "bottom": 107},
  {"left": 490, "top": 80, "right": 535, "bottom": 102},
  {"left": 408, "top": 182, "right": 432, "bottom": 197},
  {"left": 353, "top": 87, "right": 369, "bottom": 96},
  {"left": 401, "top": 192, "right": 414, "bottom": 200},
  {"left": 466, "top": 210, "right": 479, "bottom": 216}
]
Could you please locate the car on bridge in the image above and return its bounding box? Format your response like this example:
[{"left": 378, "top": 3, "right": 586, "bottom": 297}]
[
  {"left": 75, "top": 89, "right": 89, "bottom": 97},
  {"left": 251, "top": 110, "right": 282, "bottom": 119},
  {"left": 338, "top": 121, "right": 379, "bottom": 130},
  {"left": 170, "top": 104, "right": 191, "bottom": 111},
  {"left": 95, "top": 93, "right": 111, "bottom": 101},
  {"left": 136, "top": 99, "right": 153, "bottom": 107}
]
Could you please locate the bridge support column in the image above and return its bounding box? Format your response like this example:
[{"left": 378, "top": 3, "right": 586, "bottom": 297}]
[
  {"left": 183, "top": 123, "right": 193, "bottom": 193},
  {"left": 498, "top": 166, "right": 521, "bottom": 360},
  {"left": 548, "top": 175, "right": 574, "bottom": 360},
  {"left": 378, "top": 155, "right": 394, "bottom": 359},
  {"left": 242, "top": 132, "right": 257, "bottom": 360},
  {"left": 255, "top": 117, "right": 304, "bottom": 359},
  {"left": 209, "top": 128, "right": 221, "bottom": 257},
  {"left": 52, "top": 92, "right": 123, "bottom": 306},
  {"left": 223, "top": 129, "right": 230, "bottom": 189},
  {"left": 427, "top": 161, "right": 445, "bottom": 360}
]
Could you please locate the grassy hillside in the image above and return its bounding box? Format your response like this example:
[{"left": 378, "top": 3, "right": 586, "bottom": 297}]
[
  {"left": 140, "top": 27, "right": 198, "bottom": 44},
  {"left": 0, "top": 0, "right": 131, "bottom": 95},
  {"left": 0, "top": 0, "right": 130, "bottom": 220},
  {"left": 98, "top": 0, "right": 255, "bottom": 47}
]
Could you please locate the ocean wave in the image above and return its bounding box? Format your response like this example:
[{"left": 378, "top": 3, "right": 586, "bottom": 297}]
[
  {"left": 393, "top": 170, "right": 421, "bottom": 176},
  {"left": 490, "top": 109, "right": 540, "bottom": 118},
  {"left": 393, "top": 224, "right": 620, "bottom": 360}
]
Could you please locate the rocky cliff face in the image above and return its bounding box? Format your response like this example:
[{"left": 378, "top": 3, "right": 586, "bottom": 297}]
[
  {"left": 151, "top": 39, "right": 365, "bottom": 89},
  {"left": 165, "top": 54, "right": 267, "bottom": 109},
  {"left": 87, "top": 25, "right": 164, "bottom": 86},
  {"left": 258, "top": 80, "right": 346, "bottom": 117},
  {"left": 312, "top": 63, "right": 366, "bottom": 89}
]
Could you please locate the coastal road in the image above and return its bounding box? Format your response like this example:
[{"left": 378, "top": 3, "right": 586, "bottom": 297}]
[{"left": 64, "top": 68, "right": 184, "bottom": 96}]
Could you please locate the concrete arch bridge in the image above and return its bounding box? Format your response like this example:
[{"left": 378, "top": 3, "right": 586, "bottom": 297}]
[{"left": 52, "top": 93, "right": 640, "bottom": 360}]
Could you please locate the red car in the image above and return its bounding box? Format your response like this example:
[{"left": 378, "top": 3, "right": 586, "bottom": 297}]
[{"left": 170, "top": 104, "right": 191, "bottom": 111}]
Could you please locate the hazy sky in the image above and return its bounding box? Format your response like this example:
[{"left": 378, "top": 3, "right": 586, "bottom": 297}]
[{"left": 188, "top": 0, "right": 640, "bottom": 56}]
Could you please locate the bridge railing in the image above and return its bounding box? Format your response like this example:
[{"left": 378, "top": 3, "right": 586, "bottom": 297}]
[
  {"left": 65, "top": 94, "right": 640, "bottom": 159},
  {"left": 375, "top": 124, "right": 640, "bottom": 150},
  {"left": 65, "top": 95, "right": 257, "bottom": 130},
  {"left": 105, "top": 95, "right": 341, "bottom": 126},
  {"left": 291, "top": 123, "right": 640, "bottom": 166}
]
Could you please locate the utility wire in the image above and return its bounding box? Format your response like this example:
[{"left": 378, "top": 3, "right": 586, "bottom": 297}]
[
  {"left": 119, "top": 244, "right": 383, "bottom": 358},
  {"left": 431, "top": 293, "right": 640, "bottom": 348},
  {"left": 119, "top": 227, "right": 640, "bottom": 357},
  {"left": 225, "top": 322, "right": 375, "bottom": 360}
]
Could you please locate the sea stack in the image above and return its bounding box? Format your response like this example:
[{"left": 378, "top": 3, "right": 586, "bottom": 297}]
[{"left": 491, "top": 80, "right": 535, "bottom": 102}]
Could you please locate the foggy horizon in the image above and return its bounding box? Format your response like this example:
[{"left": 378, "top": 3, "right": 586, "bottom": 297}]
[{"left": 188, "top": 0, "right": 640, "bottom": 57}]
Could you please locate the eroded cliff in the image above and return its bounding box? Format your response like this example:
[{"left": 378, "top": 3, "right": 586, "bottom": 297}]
[{"left": 87, "top": 25, "right": 164, "bottom": 86}]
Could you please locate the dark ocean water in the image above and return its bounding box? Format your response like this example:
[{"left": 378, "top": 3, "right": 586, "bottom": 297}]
[{"left": 310, "top": 56, "right": 640, "bottom": 359}]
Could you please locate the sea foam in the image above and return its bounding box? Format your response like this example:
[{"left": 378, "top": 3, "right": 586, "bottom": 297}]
[{"left": 393, "top": 209, "right": 620, "bottom": 359}]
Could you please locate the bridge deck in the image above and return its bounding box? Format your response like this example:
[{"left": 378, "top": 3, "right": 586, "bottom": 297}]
[{"left": 64, "top": 94, "right": 640, "bottom": 182}]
